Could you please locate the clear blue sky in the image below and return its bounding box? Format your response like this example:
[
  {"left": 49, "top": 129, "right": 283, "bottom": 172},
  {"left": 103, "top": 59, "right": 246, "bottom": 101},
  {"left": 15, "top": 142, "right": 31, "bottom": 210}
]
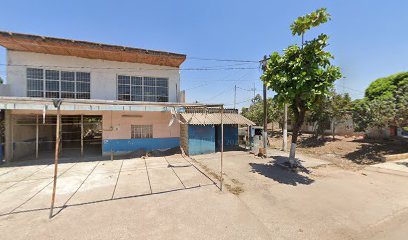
[{"left": 1, "top": 0, "right": 407, "bottom": 109}]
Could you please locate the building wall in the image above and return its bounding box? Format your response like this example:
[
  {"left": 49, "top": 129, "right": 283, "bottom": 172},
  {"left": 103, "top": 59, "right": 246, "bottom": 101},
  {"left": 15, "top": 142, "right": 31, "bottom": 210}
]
[
  {"left": 6, "top": 109, "right": 180, "bottom": 158},
  {"left": 187, "top": 125, "right": 215, "bottom": 155},
  {"left": 102, "top": 111, "right": 180, "bottom": 155},
  {"left": 6, "top": 50, "right": 181, "bottom": 102},
  {"left": 216, "top": 125, "right": 238, "bottom": 150}
]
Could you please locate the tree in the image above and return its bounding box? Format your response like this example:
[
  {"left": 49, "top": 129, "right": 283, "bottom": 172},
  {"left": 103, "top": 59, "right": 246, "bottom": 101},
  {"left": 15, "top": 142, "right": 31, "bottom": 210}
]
[
  {"left": 0, "top": 76, "right": 3, "bottom": 84},
  {"left": 308, "top": 91, "right": 352, "bottom": 139},
  {"left": 241, "top": 94, "right": 285, "bottom": 127},
  {"left": 262, "top": 8, "right": 342, "bottom": 167},
  {"left": 352, "top": 72, "right": 408, "bottom": 132}
]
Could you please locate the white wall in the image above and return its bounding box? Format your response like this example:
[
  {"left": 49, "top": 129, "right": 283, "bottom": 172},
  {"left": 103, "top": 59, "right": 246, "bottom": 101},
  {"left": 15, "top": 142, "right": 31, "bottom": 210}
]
[{"left": 6, "top": 50, "right": 181, "bottom": 102}]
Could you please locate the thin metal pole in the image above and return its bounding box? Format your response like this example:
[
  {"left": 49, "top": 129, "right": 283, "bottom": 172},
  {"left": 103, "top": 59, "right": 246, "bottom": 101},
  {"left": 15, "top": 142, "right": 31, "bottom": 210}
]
[
  {"left": 10, "top": 115, "right": 14, "bottom": 161},
  {"left": 81, "top": 115, "right": 84, "bottom": 157},
  {"left": 263, "top": 83, "right": 267, "bottom": 150},
  {"left": 233, "top": 85, "right": 236, "bottom": 110},
  {"left": 36, "top": 115, "right": 39, "bottom": 159},
  {"left": 220, "top": 105, "right": 224, "bottom": 191},
  {"left": 50, "top": 106, "right": 61, "bottom": 219}
]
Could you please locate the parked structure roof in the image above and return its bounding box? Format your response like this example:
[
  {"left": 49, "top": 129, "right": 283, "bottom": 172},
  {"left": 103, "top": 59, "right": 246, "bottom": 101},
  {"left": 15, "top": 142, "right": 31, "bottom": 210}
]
[
  {"left": 180, "top": 112, "right": 255, "bottom": 125},
  {"left": 0, "top": 31, "right": 186, "bottom": 67}
]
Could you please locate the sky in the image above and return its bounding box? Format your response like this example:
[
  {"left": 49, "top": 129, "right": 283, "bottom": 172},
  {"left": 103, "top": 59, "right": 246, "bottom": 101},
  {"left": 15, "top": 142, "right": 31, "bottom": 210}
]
[{"left": 0, "top": 0, "right": 407, "bottom": 109}]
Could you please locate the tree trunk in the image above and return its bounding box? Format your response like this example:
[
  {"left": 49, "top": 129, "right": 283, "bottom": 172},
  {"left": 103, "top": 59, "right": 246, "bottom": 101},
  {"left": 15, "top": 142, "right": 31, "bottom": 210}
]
[{"left": 289, "top": 106, "right": 306, "bottom": 167}]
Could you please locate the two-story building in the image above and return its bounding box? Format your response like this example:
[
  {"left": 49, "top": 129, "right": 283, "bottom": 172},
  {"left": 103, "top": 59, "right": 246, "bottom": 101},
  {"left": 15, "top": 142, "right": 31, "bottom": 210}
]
[{"left": 0, "top": 31, "right": 254, "bottom": 162}]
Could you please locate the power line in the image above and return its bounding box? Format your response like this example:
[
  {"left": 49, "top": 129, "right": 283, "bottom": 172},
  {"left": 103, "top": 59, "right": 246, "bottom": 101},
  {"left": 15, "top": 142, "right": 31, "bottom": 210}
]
[
  {"left": 187, "top": 57, "right": 259, "bottom": 63},
  {"left": 0, "top": 63, "right": 258, "bottom": 71}
]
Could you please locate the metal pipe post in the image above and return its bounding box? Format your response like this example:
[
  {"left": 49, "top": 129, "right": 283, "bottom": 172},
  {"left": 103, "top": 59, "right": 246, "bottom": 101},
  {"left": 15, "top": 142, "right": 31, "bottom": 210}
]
[
  {"left": 36, "top": 114, "right": 39, "bottom": 159},
  {"left": 220, "top": 105, "right": 224, "bottom": 191},
  {"left": 81, "top": 115, "right": 84, "bottom": 157},
  {"left": 50, "top": 101, "right": 61, "bottom": 218}
]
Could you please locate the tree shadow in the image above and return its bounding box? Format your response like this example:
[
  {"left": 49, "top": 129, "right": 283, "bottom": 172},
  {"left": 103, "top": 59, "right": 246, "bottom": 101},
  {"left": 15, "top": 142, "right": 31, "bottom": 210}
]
[
  {"left": 344, "top": 139, "right": 408, "bottom": 164},
  {"left": 396, "top": 162, "right": 408, "bottom": 167},
  {"left": 298, "top": 135, "right": 340, "bottom": 148},
  {"left": 249, "top": 156, "right": 314, "bottom": 186}
]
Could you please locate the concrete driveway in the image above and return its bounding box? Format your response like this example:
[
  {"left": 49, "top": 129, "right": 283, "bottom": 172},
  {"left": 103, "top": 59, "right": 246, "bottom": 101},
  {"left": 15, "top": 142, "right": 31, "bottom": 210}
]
[
  {"left": 0, "top": 154, "right": 216, "bottom": 217},
  {"left": 1, "top": 150, "right": 408, "bottom": 240}
]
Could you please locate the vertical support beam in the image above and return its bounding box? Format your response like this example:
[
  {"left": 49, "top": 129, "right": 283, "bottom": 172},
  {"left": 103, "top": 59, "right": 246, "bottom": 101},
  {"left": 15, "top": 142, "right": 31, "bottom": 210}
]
[
  {"left": 81, "top": 115, "right": 84, "bottom": 157},
  {"left": 220, "top": 105, "right": 224, "bottom": 191},
  {"left": 4, "top": 110, "right": 12, "bottom": 162},
  {"left": 263, "top": 83, "right": 268, "bottom": 151},
  {"left": 233, "top": 85, "right": 237, "bottom": 110},
  {"left": 10, "top": 114, "right": 14, "bottom": 161},
  {"left": 36, "top": 115, "right": 39, "bottom": 159},
  {"left": 50, "top": 100, "right": 62, "bottom": 219}
]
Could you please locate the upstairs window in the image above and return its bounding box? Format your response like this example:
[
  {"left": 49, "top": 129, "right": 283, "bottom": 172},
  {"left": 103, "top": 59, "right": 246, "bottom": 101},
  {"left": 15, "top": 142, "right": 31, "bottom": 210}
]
[
  {"left": 26, "top": 68, "right": 90, "bottom": 99},
  {"left": 117, "top": 75, "right": 168, "bottom": 102}
]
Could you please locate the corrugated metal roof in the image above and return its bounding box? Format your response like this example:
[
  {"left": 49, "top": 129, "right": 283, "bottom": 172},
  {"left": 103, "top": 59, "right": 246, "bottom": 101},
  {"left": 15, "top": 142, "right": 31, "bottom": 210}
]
[{"left": 180, "top": 113, "right": 255, "bottom": 125}]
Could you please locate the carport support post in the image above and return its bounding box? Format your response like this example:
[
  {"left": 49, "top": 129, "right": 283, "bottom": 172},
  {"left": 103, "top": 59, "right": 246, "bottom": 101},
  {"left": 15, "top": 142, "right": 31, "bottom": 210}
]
[
  {"left": 36, "top": 115, "right": 39, "bottom": 159},
  {"left": 50, "top": 100, "right": 62, "bottom": 219},
  {"left": 220, "top": 105, "right": 224, "bottom": 191},
  {"left": 81, "top": 115, "right": 84, "bottom": 157}
]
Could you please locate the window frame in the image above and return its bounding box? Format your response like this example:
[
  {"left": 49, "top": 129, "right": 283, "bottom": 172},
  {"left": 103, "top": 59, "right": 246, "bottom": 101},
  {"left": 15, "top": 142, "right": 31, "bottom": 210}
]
[
  {"left": 26, "top": 68, "right": 91, "bottom": 99},
  {"left": 116, "top": 75, "right": 169, "bottom": 102},
  {"left": 131, "top": 125, "right": 153, "bottom": 139}
]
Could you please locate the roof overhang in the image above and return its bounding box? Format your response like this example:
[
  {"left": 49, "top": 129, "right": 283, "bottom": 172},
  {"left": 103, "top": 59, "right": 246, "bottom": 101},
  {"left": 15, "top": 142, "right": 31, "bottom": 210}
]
[
  {"left": 180, "top": 112, "right": 255, "bottom": 126},
  {"left": 0, "top": 97, "right": 222, "bottom": 112},
  {"left": 0, "top": 31, "right": 186, "bottom": 67}
]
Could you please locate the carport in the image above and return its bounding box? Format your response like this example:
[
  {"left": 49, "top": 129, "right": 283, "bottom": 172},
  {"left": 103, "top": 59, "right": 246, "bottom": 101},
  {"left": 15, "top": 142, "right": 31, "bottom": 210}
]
[{"left": 0, "top": 97, "right": 227, "bottom": 218}]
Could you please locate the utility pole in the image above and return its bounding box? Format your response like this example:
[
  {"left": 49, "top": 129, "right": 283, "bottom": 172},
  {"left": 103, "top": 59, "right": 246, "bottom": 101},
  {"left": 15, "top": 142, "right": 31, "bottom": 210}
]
[
  {"left": 283, "top": 103, "right": 288, "bottom": 151},
  {"left": 261, "top": 56, "right": 268, "bottom": 152},
  {"left": 253, "top": 83, "right": 256, "bottom": 102},
  {"left": 233, "top": 85, "right": 237, "bottom": 110}
]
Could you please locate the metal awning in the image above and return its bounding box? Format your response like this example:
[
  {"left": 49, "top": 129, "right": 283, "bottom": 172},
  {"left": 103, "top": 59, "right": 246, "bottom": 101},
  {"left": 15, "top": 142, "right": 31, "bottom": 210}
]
[
  {"left": 180, "top": 113, "right": 255, "bottom": 125},
  {"left": 0, "top": 97, "right": 223, "bottom": 112}
]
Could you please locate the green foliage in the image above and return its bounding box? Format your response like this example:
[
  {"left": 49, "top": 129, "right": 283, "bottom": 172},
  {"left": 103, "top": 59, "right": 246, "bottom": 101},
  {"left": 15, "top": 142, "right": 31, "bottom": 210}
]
[
  {"left": 241, "top": 94, "right": 287, "bottom": 126},
  {"left": 352, "top": 98, "right": 396, "bottom": 131},
  {"left": 263, "top": 34, "right": 341, "bottom": 107},
  {"left": 290, "top": 8, "right": 331, "bottom": 36},
  {"left": 308, "top": 91, "right": 352, "bottom": 137},
  {"left": 353, "top": 72, "right": 408, "bottom": 131},
  {"left": 262, "top": 8, "right": 341, "bottom": 146},
  {"left": 0, "top": 77, "right": 3, "bottom": 84},
  {"left": 365, "top": 72, "right": 408, "bottom": 101}
]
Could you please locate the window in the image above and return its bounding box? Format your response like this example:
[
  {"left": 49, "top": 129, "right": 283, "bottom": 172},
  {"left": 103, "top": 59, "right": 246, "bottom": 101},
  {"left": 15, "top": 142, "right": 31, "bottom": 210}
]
[
  {"left": 131, "top": 125, "right": 153, "bottom": 139},
  {"left": 27, "top": 68, "right": 44, "bottom": 97},
  {"left": 117, "top": 75, "right": 168, "bottom": 102},
  {"left": 26, "top": 68, "right": 90, "bottom": 99}
]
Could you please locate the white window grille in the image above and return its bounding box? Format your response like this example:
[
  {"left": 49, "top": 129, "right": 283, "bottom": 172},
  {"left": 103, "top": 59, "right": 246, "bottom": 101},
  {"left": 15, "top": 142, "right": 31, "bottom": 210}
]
[
  {"left": 131, "top": 125, "right": 153, "bottom": 139},
  {"left": 117, "top": 75, "right": 168, "bottom": 102},
  {"left": 26, "top": 68, "right": 90, "bottom": 99}
]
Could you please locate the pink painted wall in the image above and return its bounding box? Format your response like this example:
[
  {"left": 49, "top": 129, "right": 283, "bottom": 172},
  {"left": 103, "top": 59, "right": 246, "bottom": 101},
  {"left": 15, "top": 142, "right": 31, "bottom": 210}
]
[
  {"left": 10, "top": 109, "right": 180, "bottom": 140},
  {"left": 102, "top": 111, "right": 180, "bottom": 140}
]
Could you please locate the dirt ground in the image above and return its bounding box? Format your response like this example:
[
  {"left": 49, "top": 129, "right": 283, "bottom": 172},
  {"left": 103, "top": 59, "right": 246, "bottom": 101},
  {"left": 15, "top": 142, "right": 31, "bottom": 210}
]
[
  {"left": 1, "top": 150, "right": 408, "bottom": 239},
  {"left": 268, "top": 134, "right": 408, "bottom": 170}
]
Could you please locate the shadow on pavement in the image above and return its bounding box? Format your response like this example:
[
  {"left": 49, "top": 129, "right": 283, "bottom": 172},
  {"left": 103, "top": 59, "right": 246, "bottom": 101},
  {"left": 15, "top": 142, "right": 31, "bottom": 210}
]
[
  {"left": 249, "top": 155, "right": 314, "bottom": 186},
  {"left": 396, "top": 162, "right": 408, "bottom": 167}
]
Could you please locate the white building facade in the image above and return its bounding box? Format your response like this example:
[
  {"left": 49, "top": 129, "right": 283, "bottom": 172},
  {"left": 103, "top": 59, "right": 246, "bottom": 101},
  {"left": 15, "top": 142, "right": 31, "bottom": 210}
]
[{"left": 0, "top": 31, "right": 187, "bottom": 161}]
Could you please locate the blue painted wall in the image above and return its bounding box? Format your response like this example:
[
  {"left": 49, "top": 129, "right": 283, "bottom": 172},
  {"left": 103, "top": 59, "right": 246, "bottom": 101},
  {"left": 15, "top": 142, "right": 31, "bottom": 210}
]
[
  {"left": 216, "top": 125, "right": 239, "bottom": 150},
  {"left": 188, "top": 125, "right": 215, "bottom": 155},
  {"left": 103, "top": 137, "right": 180, "bottom": 154}
]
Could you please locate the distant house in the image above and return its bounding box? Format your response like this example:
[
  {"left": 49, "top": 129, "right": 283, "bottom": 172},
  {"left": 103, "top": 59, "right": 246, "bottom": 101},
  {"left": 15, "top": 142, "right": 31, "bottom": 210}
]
[{"left": 287, "top": 114, "right": 355, "bottom": 136}]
